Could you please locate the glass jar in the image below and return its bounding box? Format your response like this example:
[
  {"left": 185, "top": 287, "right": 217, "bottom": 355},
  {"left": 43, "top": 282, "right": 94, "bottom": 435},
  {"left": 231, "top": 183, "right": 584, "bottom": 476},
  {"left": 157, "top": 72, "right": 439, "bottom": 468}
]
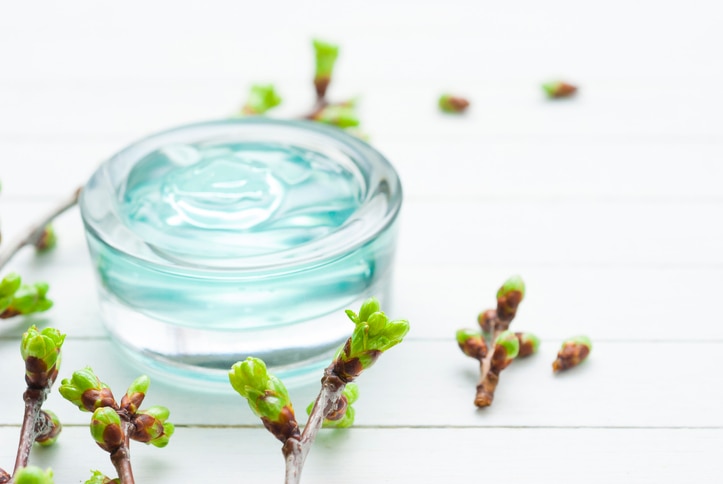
[{"left": 80, "top": 118, "right": 402, "bottom": 389}]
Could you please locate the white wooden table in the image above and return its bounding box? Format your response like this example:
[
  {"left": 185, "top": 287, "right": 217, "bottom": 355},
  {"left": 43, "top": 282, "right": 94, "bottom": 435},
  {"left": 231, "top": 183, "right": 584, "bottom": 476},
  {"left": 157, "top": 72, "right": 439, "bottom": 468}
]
[{"left": 2, "top": 1, "right": 722, "bottom": 482}]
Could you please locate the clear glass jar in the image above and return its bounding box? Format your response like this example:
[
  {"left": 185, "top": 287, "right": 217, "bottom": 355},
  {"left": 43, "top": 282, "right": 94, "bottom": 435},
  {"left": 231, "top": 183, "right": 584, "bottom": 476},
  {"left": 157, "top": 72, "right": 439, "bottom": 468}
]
[{"left": 80, "top": 118, "right": 402, "bottom": 389}]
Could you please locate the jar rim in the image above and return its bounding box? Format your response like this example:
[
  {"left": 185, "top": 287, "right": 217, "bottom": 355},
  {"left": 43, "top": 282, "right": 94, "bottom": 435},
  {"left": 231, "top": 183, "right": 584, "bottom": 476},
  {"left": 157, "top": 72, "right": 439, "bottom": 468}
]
[{"left": 80, "top": 118, "right": 403, "bottom": 273}]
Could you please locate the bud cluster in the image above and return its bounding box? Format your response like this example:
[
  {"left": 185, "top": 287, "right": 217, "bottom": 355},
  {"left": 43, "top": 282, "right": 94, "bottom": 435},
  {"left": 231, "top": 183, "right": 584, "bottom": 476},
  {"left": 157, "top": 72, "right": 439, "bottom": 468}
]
[
  {"left": 0, "top": 273, "right": 53, "bottom": 319},
  {"left": 60, "top": 369, "right": 174, "bottom": 453}
]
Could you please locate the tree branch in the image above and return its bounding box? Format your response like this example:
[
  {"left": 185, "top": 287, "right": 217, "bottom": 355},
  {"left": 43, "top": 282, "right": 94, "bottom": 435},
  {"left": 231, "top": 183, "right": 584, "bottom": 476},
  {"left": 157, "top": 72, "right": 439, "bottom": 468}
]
[{"left": 0, "top": 186, "right": 82, "bottom": 271}]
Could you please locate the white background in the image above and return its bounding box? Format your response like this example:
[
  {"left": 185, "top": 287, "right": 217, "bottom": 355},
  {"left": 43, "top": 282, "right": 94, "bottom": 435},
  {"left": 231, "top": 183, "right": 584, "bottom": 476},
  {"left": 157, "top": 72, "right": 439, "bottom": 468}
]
[{"left": 1, "top": 1, "right": 722, "bottom": 482}]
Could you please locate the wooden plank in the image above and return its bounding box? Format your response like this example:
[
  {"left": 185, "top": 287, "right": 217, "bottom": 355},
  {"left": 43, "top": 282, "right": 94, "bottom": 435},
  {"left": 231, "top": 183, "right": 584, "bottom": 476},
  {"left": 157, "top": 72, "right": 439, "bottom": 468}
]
[
  {"left": 0, "top": 427, "right": 719, "bottom": 483},
  {"left": 1, "top": 339, "right": 720, "bottom": 428}
]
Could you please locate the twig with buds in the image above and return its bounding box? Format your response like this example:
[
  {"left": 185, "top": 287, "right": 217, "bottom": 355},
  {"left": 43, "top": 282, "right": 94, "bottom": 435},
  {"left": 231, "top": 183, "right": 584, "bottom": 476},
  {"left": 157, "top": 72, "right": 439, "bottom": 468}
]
[
  {"left": 237, "top": 39, "right": 361, "bottom": 134},
  {"left": 0, "top": 326, "right": 65, "bottom": 484},
  {"left": 0, "top": 187, "right": 81, "bottom": 272},
  {"left": 59, "top": 369, "right": 175, "bottom": 484},
  {"left": 229, "top": 297, "right": 409, "bottom": 484},
  {"left": 456, "top": 276, "right": 540, "bottom": 407}
]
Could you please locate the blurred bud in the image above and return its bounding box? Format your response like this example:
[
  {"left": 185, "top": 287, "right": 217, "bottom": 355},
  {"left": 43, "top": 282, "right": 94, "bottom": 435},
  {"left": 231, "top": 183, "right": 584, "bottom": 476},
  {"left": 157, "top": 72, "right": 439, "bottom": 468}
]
[
  {"left": 240, "top": 84, "right": 282, "bottom": 115},
  {"left": 515, "top": 332, "right": 540, "bottom": 357},
  {"left": 438, "top": 94, "right": 470, "bottom": 114},
  {"left": 34, "top": 225, "right": 57, "bottom": 253},
  {"left": 477, "top": 309, "right": 497, "bottom": 335},
  {"left": 313, "top": 39, "right": 339, "bottom": 98},
  {"left": 311, "top": 101, "right": 360, "bottom": 129},
  {"left": 21, "top": 326, "right": 65, "bottom": 388},
  {"left": 59, "top": 367, "right": 117, "bottom": 412},
  {"left": 1, "top": 282, "right": 53, "bottom": 319},
  {"left": 456, "top": 328, "right": 488, "bottom": 360},
  {"left": 496, "top": 275, "right": 525, "bottom": 325},
  {"left": 495, "top": 330, "right": 520, "bottom": 358},
  {"left": 553, "top": 335, "right": 592, "bottom": 372},
  {"left": 85, "top": 470, "right": 120, "bottom": 484},
  {"left": 542, "top": 81, "right": 578, "bottom": 99},
  {"left": 0, "top": 273, "right": 21, "bottom": 297},
  {"left": 12, "top": 466, "right": 54, "bottom": 484},
  {"left": 90, "top": 407, "right": 124, "bottom": 453}
]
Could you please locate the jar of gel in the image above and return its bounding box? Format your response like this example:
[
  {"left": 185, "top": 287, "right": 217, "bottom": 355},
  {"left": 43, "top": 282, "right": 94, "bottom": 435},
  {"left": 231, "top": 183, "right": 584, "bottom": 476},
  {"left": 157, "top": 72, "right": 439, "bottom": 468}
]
[{"left": 80, "top": 118, "right": 402, "bottom": 388}]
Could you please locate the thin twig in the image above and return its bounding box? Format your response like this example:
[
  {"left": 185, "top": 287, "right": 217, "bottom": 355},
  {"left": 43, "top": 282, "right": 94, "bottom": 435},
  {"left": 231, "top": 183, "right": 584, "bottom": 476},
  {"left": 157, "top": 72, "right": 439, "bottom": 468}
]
[
  {"left": 12, "top": 389, "right": 48, "bottom": 474},
  {"left": 110, "top": 420, "right": 136, "bottom": 484},
  {"left": 283, "top": 368, "right": 346, "bottom": 484},
  {"left": 0, "top": 186, "right": 82, "bottom": 271}
]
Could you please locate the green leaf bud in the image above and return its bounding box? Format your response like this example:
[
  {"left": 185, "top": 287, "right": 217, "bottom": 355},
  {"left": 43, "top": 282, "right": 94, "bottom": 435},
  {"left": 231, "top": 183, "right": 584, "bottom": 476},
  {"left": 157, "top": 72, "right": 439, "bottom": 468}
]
[
  {"left": 542, "top": 81, "right": 578, "bottom": 99},
  {"left": 495, "top": 330, "right": 520, "bottom": 360},
  {"left": 456, "top": 328, "right": 480, "bottom": 345},
  {"left": 344, "top": 309, "right": 359, "bottom": 324},
  {"left": 563, "top": 334, "right": 592, "bottom": 351},
  {"left": 2, "top": 282, "right": 53, "bottom": 318},
  {"left": 35, "top": 409, "right": 62, "bottom": 447},
  {"left": 12, "top": 466, "right": 54, "bottom": 484},
  {"left": 456, "top": 328, "right": 487, "bottom": 360},
  {"left": 21, "top": 326, "right": 65, "bottom": 388},
  {"left": 553, "top": 335, "right": 592, "bottom": 372},
  {"left": 313, "top": 39, "right": 339, "bottom": 78},
  {"left": 131, "top": 406, "right": 174, "bottom": 448},
  {"left": 59, "top": 367, "right": 117, "bottom": 412},
  {"left": 516, "top": 332, "right": 541, "bottom": 357},
  {"left": 306, "top": 383, "right": 358, "bottom": 428},
  {"left": 0, "top": 272, "right": 21, "bottom": 297},
  {"left": 85, "top": 470, "right": 120, "bottom": 484},
  {"left": 120, "top": 374, "right": 150, "bottom": 413},
  {"left": 496, "top": 275, "right": 525, "bottom": 325},
  {"left": 311, "top": 101, "right": 360, "bottom": 129},
  {"left": 438, "top": 94, "right": 470, "bottom": 114},
  {"left": 35, "top": 224, "right": 57, "bottom": 253},
  {"left": 229, "top": 357, "right": 293, "bottom": 422},
  {"left": 366, "top": 311, "right": 388, "bottom": 336},
  {"left": 357, "top": 297, "right": 381, "bottom": 323},
  {"left": 344, "top": 382, "right": 359, "bottom": 405},
  {"left": 497, "top": 275, "right": 525, "bottom": 300},
  {"left": 90, "top": 407, "right": 124, "bottom": 453},
  {"left": 240, "top": 84, "right": 282, "bottom": 116}
]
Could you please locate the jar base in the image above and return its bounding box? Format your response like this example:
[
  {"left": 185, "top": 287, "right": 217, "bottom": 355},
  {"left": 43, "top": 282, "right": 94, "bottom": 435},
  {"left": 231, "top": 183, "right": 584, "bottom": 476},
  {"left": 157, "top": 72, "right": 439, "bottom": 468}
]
[{"left": 96, "top": 284, "right": 387, "bottom": 391}]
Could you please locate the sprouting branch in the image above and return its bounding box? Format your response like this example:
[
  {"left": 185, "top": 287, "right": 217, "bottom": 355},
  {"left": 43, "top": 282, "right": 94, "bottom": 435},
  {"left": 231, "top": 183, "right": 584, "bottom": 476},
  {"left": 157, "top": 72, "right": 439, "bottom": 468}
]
[
  {"left": 230, "top": 297, "right": 409, "bottom": 484},
  {"left": 0, "top": 186, "right": 82, "bottom": 271}
]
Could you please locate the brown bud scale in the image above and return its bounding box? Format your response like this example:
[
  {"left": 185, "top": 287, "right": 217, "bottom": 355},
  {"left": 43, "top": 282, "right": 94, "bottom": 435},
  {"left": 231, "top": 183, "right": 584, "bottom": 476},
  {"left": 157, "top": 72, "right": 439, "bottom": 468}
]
[
  {"left": 496, "top": 290, "right": 523, "bottom": 327},
  {"left": 261, "top": 406, "right": 300, "bottom": 444},
  {"left": 100, "top": 423, "right": 123, "bottom": 452},
  {"left": 34, "top": 410, "right": 62, "bottom": 444},
  {"left": 325, "top": 395, "right": 348, "bottom": 421},
  {"left": 477, "top": 309, "right": 497, "bottom": 334},
  {"left": 24, "top": 356, "right": 57, "bottom": 389},
  {"left": 552, "top": 343, "right": 590, "bottom": 372},
  {"left": 458, "top": 337, "right": 488, "bottom": 360},
  {"left": 82, "top": 388, "right": 117, "bottom": 412},
  {"left": 515, "top": 333, "right": 536, "bottom": 358},
  {"left": 550, "top": 82, "right": 577, "bottom": 98}
]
